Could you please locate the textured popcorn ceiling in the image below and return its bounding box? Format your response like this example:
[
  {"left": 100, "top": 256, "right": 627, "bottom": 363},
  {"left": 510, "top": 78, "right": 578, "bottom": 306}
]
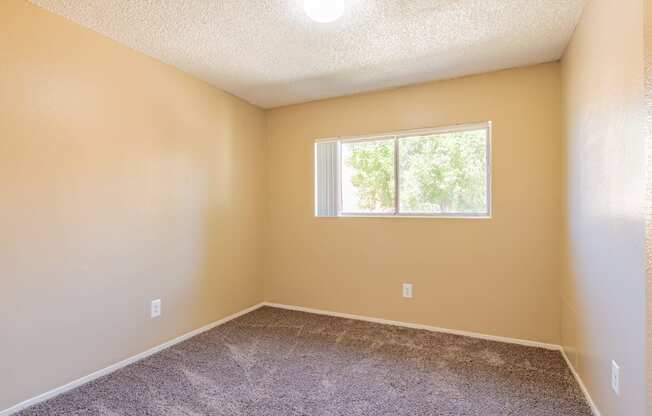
[{"left": 29, "top": 0, "right": 586, "bottom": 108}]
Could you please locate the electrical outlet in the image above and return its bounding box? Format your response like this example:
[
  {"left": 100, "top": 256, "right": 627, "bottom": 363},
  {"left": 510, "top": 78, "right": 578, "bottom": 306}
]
[
  {"left": 402, "top": 283, "right": 413, "bottom": 299},
  {"left": 611, "top": 360, "right": 620, "bottom": 396},
  {"left": 151, "top": 299, "right": 161, "bottom": 318}
]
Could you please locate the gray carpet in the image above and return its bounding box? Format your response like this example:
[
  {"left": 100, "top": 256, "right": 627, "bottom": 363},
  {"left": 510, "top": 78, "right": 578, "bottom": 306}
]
[{"left": 17, "top": 307, "right": 592, "bottom": 415}]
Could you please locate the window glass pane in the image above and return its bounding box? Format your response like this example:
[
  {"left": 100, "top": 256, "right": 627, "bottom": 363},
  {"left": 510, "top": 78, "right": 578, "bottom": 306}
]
[
  {"left": 341, "top": 138, "right": 395, "bottom": 214},
  {"left": 399, "top": 129, "right": 488, "bottom": 215}
]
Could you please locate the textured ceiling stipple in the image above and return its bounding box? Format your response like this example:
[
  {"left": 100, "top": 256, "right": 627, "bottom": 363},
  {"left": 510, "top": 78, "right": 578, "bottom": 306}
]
[{"left": 29, "top": 0, "right": 586, "bottom": 108}]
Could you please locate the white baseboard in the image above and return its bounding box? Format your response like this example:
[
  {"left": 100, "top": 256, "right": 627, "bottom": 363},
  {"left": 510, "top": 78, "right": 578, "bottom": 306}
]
[
  {"left": 2, "top": 301, "right": 600, "bottom": 416},
  {"left": 560, "top": 348, "right": 602, "bottom": 416},
  {"left": 265, "top": 302, "right": 604, "bottom": 415},
  {"left": 0, "top": 302, "right": 266, "bottom": 416},
  {"left": 263, "top": 302, "right": 561, "bottom": 350}
]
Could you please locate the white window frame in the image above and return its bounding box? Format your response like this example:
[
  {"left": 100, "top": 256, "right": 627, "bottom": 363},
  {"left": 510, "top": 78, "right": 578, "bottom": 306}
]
[{"left": 315, "top": 121, "right": 492, "bottom": 219}]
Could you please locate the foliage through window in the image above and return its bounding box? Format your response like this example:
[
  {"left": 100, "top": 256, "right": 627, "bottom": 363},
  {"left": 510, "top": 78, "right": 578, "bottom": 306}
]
[
  {"left": 341, "top": 138, "right": 395, "bottom": 214},
  {"left": 315, "top": 123, "right": 491, "bottom": 217}
]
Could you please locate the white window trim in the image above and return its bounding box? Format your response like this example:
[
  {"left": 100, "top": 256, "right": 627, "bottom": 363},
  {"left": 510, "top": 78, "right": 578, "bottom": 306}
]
[{"left": 315, "top": 121, "right": 492, "bottom": 219}]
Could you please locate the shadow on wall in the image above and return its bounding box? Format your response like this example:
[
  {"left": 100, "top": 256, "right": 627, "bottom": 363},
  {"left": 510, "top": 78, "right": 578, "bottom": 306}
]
[{"left": 0, "top": 1, "right": 266, "bottom": 408}]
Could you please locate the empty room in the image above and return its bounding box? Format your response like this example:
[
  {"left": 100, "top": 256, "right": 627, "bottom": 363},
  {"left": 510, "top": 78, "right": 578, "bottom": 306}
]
[{"left": 1, "top": 0, "right": 650, "bottom": 415}]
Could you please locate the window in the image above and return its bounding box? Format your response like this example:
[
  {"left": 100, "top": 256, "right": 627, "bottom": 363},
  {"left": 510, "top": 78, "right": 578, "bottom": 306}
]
[{"left": 315, "top": 123, "right": 491, "bottom": 217}]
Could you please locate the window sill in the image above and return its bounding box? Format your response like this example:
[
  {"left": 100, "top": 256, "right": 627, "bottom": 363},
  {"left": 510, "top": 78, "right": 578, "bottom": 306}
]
[{"left": 318, "top": 214, "right": 492, "bottom": 220}]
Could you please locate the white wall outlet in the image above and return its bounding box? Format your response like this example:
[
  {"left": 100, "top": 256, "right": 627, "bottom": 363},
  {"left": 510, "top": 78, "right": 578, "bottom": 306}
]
[
  {"left": 151, "top": 299, "right": 161, "bottom": 318},
  {"left": 611, "top": 360, "right": 620, "bottom": 396},
  {"left": 402, "top": 283, "right": 413, "bottom": 299}
]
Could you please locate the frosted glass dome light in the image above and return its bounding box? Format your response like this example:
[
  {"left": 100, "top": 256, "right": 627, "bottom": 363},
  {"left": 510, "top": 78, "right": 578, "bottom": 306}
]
[{"left": 304, "top": 0, "right": 345, "bottom": 23}]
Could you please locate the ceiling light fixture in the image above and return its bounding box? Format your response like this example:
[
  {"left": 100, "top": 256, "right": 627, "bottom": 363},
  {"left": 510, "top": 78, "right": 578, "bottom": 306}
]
[{"left": 304, "top": 0, "right": 345, "bottom": 23}]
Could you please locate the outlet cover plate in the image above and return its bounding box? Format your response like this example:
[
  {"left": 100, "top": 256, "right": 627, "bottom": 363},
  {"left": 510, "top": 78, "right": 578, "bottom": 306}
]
[
  {"left": 151, "top": 299, "right": 161, "bottom": 318},
  {"left": 402, "top": 283, "right": 413, "bottom": 299},
  {"left": 611, "top": 360, "right": 620, "bottom": 396}
]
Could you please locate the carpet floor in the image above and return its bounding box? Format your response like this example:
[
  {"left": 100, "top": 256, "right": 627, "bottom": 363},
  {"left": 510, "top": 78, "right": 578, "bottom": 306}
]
[{"left": 17, "top": 306, "right": 592, "bottom": 415}]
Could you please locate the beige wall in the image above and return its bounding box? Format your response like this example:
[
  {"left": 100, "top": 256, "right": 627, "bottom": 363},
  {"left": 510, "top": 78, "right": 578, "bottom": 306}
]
[
  {"left": 561, "top": 0, "right": 647, "bottom": 415},
  {"left": 647, "top": 0, "right": 652, "bottom": 414},
  {"left": 7, "top": 0, "right": 650, "bottom": 413},
  {"left": 0, "top": 1, "right": 266, "bottom": 410},
  {"left": 265, "top": 64, "right": 563, "bottom": 345}
]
